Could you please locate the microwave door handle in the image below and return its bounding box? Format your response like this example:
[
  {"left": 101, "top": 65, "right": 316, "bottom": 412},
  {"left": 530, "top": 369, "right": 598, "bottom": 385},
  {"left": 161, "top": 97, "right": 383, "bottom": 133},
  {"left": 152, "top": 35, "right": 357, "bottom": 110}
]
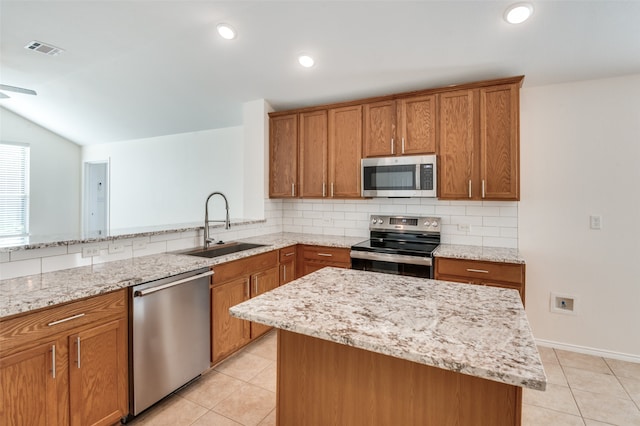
[{"left": 416, "top": 165, "right": 421, "bottom": 190}]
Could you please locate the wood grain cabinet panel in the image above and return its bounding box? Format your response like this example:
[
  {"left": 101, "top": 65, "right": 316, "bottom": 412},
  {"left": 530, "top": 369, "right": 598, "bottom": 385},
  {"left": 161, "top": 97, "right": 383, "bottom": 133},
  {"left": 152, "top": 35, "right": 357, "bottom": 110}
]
[
  {"left": 398, "top": 95, "right": 437, "bottom": 155},
  {"left": 250, "top": 266, "right": 279, "bottom": 338},
  {"left": 363, "top": 100, "right": 396, "bottom": 157},
  {"left": 300, "top": 245, "right": 351, "bottom": 276},
  {"left": 211, "top": 277, "right": 251, "bottom": 364},
  {"left": 279, "top": 246, "right": 297, "bottom": 285},
  {"left": 299, "top": 111, "right": 328, "bottom": 198},
  {"left": 328, "top": 105, "right": 363, "bottom": 198},
  {"left": 269, "top": 113, "right": 298, "bottom": 198}
]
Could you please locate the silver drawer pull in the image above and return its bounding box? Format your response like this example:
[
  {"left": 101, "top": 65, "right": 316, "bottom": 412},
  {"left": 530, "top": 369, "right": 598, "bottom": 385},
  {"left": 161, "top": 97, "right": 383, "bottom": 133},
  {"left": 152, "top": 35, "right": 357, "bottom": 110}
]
[
  {"left": 466, "top": 268, "right": 489, "bottom": 274},
  {"left": 47, "top": 313, "right": 85, "bottom": 327},
  {"left": 51, "top": 345, "right": 56, "bottom": 378},
  {"left": 317, "top": 253, "right": 333, "bottom": 257},
  {"left": 284, "top": 252, "right": 295, "bottom": 257},
  {"left": 76, "top": 336, "right": 81, "bottom": 368}
]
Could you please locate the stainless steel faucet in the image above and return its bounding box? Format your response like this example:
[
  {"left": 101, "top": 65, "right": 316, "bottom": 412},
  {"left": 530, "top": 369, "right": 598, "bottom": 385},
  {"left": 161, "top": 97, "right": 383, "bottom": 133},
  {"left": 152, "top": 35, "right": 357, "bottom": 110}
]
[{"left": 204, "top": 191, "right": 230, "bottom": 248}]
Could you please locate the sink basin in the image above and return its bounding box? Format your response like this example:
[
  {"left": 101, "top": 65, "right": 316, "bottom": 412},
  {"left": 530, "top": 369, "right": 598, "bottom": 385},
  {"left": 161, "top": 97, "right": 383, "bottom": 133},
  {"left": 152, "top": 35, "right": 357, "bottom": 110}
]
[{"left": 181, "top": 242, "right": 267, "bottom": 258}]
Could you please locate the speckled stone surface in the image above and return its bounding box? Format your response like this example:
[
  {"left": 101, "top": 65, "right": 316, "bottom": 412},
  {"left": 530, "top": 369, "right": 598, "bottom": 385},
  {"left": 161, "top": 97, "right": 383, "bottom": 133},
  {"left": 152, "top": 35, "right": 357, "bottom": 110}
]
[
  {"left": 434, "top": 244, "right": 525, "bottom": 264},
  {"left": 230, "top": 267, "right": 546, "bottom": 390},
  {"left": 0, "top": 232, "right": 364, "bottom": 319}
]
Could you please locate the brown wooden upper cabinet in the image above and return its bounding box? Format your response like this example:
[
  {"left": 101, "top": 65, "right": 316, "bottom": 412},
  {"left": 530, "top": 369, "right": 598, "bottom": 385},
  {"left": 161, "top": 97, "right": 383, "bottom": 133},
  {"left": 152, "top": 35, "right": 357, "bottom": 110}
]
[
  {"left": 438, "top": 83, "right": 520, "bottom": 200},
  {"left": 363, "top": 95, "right": 436, "bottom": 158},
  {"left": 328, "top": 105, "right": 363, "bottom": 198},
  {"left": 269, "top": 113, "right": 298, "bottom": 198},
  {"left": 299, "top": 110, "right": 328, "bottom": 197}
]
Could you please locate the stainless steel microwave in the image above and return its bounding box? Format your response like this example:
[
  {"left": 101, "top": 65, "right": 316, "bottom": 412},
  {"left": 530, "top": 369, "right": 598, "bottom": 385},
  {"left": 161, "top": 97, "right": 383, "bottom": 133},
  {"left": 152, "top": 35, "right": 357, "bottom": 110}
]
[{"left": 361, "top": 155, "right": 437, "bottom": 197}]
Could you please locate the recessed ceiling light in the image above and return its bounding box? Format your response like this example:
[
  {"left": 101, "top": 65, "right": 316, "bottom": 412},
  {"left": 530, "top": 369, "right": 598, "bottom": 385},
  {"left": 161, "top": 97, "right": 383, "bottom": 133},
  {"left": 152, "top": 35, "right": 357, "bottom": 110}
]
[
  {"left": 216, "top": 23, "right": 236, "bottom": 40},
  {"left": 504, "top": 3, "right": 534, "bottom": 24},
  {"left": 298, "top": 55, "right": 315, "bottom": 68}
]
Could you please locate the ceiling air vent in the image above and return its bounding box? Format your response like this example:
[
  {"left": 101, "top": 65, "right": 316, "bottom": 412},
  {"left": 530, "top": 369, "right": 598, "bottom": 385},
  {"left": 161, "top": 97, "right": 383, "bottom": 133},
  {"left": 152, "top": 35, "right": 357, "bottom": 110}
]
[{"left": 24, "top": 40, "right": 65, "bottom": 56}]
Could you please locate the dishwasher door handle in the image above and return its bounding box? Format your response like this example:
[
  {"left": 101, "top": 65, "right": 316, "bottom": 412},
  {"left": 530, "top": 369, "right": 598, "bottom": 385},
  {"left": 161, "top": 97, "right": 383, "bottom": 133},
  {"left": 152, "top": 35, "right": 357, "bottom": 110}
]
[{"left": 134, "top": 271, "right": 213, "bottom": 297}]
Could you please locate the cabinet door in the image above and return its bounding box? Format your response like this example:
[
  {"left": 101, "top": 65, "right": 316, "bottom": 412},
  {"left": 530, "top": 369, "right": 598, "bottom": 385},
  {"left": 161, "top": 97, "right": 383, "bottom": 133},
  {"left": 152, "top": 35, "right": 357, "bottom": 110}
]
[
  {"left": 328, "top": 105, "right": 363, "bottom": 198},
  {"left": 250, "top": 266, "right": 279, "bottom": 338},
  {"left": 398, "top": 95, "right": 436, "bottom": 155},
  {"left": 363, "top": 100, "right": 396, "bottom": 157},
  {"left": 438, "top": 90, "right": 477, "bottom": 199},
  {"left": 212, "top": 278, "right": 251, "bottom": 364},
  {"left": 280, "top": 260, "right": 296, "bottom": 285},
  {"left": 480, "top": 84, "right": 520, "bottom": 200},
  {"left": 68, "top": 319, "right": 128, "bottom": 426},
  {"left": 270, "top": 114, "right": 298, "bottom": 198},
  {"left": 0, "top": 341, "right": 62, "bottom": 426},
  {"left": 299, "top": 111, "right": 328, "bottom": 198}
]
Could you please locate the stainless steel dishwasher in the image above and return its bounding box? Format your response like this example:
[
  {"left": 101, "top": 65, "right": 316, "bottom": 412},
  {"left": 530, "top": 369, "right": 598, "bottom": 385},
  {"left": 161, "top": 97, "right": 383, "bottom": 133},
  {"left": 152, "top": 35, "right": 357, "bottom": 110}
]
[{"left": 129, "top": 268, "right": 212, "bottom": 416}]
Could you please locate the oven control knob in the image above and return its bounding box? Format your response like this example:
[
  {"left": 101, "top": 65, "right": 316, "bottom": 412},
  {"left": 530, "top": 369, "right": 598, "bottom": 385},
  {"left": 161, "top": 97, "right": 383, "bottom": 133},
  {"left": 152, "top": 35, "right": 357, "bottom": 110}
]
[
  {"left": 377, "top": 218, "right": 383, "bottom": 224},
  {"left": 371, "top": 218, "right": 378, "bottom": 225}
]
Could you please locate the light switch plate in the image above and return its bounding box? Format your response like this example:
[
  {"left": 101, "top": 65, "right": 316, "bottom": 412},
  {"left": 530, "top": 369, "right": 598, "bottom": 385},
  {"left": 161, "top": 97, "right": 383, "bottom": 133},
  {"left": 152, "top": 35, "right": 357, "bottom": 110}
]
[
  {"left": 82, "top": 246, "right": 100, "bottom": 258},
  {"left": 108, "top": 243, "right": 125, "bottom": 254}
]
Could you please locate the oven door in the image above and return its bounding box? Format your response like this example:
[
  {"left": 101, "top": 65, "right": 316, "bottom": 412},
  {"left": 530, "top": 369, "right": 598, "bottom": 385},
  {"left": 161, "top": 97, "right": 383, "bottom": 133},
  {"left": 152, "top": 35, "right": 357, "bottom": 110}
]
[{"left": 350, "top": 251, "right": 433, "bottom": 278}]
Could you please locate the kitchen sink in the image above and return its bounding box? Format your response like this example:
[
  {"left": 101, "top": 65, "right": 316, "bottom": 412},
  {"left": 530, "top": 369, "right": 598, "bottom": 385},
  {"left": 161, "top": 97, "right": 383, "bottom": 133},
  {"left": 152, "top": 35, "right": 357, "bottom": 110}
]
[{"left": 181, "top": 242, "right": 267, "bottom": 258}]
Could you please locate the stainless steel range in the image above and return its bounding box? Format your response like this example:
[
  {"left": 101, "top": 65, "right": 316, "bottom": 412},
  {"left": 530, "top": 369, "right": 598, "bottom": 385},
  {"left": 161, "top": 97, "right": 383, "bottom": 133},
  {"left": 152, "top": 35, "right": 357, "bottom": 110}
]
[{"left": 350, "top": 215, "right": 441, "bottom": 278}]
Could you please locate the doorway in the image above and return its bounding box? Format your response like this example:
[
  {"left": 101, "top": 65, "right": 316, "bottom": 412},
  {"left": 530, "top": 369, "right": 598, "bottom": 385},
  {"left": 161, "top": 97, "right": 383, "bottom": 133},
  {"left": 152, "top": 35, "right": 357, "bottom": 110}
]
[{"left": 84, "top": 161, "right": 109, "bottom": 237}]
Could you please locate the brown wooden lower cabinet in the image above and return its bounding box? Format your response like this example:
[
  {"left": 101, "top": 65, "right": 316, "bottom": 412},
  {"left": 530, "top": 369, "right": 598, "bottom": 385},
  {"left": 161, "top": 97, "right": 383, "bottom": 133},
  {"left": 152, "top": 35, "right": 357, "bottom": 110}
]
[
  {"left": 277, "top": 330, "right": 522, "bottom": 426},
  {"left": 250, "top": 266, "right": 279, "bottom": 339},
  {"left": 297, "top": 245, "right": 351, "bottom": 277},
  {"left": 435, "top": 257, "right": 526, "bottom": 305},
  {"left": 0, "top": 289, "right": 129, "bottom": 426}
]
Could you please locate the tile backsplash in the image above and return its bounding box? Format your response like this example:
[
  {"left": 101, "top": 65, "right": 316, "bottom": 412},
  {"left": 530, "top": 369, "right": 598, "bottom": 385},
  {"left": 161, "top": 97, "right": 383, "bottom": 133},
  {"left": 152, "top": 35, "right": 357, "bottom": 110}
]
[{"left": 0, "top": 197, "right": 517, "bottom": 280}]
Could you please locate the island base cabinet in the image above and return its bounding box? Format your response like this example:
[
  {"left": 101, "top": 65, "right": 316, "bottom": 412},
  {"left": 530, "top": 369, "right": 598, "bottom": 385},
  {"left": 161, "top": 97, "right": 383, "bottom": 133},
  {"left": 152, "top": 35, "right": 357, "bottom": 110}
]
[{"left": 277, "top": 330, "right": 521, "bottom": 426}]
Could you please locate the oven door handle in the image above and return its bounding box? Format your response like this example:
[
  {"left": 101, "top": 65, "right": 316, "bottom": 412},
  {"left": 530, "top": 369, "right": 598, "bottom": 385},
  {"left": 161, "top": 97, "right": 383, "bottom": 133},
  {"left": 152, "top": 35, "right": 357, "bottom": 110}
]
[{"left": 350, "top": 250, "right": 432, "bottom": 266}]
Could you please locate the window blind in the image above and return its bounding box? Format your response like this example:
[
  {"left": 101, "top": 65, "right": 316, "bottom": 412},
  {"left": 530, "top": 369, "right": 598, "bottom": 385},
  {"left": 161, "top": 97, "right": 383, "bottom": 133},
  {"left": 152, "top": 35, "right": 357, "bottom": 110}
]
[{"left": 0, "top": 143, "right": 30, "bottom": 237}]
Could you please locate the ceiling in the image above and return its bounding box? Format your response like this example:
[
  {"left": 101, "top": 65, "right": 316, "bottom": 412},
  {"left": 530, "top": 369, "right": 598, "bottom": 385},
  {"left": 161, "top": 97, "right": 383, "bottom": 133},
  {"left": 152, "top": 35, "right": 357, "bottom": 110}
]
[{"left": 1, "top": 1, "right": 639, "bottom": 146}]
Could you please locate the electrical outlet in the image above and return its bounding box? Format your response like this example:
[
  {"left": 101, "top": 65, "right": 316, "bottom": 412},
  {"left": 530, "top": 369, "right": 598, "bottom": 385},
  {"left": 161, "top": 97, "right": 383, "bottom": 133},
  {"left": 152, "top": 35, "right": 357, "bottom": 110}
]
[
  {"left": 458, "top": 224, "right": 470, "bottom": 232},
  {"left": 550, "top": 293, "right": 577, "bottom": 315},
  {"left": 81, "top": 246, "right": 100, "bottom": 258},
  {"left": 590, "top": 215, "right": 602, "bottom": 230},
  {"left": 108, "top": 243, "right": 125, "bottom": 254}
]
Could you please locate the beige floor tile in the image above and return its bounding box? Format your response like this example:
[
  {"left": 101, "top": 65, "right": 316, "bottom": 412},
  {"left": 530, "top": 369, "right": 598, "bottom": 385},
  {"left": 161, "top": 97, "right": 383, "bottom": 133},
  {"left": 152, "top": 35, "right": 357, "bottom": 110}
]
[
  {"left": 606, "top": 358, "right": 640, "bottom": 381},
  {"left": 257, "top": 409, "right": 276, "bottom": 426},
  {"left": 619, "top": 376, "right": 640, "bottom": 405},
  {"left": 214, "top": 351, "right": 273, "bottom": 382},
  {"left": 564, "top": 366, "right": 629, "bottom": 399},
  {"left": 583, "top": 420, "right": 618, "bottom": 426},
  {"left": 538, "top": 345, "right": 560, "bottom": 366},
  {"left": 522, "top": 404, "right": 585, "bottom": 426},
  {"left": 249, "top": 362, "right": 277, "bottom": 393},
  {"left": 246, "top": 334, "right": 277, "bottom": 361},
  {"left": 190, "top": 411, "right": 243, "bottom": 426},
  {"left": 545, "top": 362, "right": 569, "bottom": 386},
  {"left": 179, "top": 371, "right": 246, "bottom": 409},
  {"left": 212, "top": 383, "right": 276, "bottom": 426},
  {"left": 523, "top": 383, "right": 581, "bottom": 416},
  {"left": 138, "top": 396, "right": 208, "bottom": 426},
  {"left": 556, "top": 350, "right": 613, "bottom": 375},
  {"left": 573, "top": 389, "right": 640, "bottom": 426}
]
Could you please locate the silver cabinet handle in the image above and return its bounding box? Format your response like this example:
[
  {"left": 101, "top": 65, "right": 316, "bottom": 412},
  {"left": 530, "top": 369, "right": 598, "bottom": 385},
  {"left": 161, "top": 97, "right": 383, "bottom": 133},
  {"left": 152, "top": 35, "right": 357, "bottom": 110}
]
[
  {"left": 76, "top": 336, "right": 81, "bottom": 369},
  {"left": 468, "top": 180, "right": 472, "bottom": 198},
  {"left": 391, "top": 138, "right": 394, "bottom": 154},
  {"left": 482, "top": 179, "right": 486, "bottom": 198},
  {"left": 283, "top": 265, "right": 287, "bottom": 282},
  {"left": 402, "top": 137, "right": 405, "bottom": 153},
  {"left": 51, "top": 345, "right": 56, "bottom": 378},
  {"left": 254, "top": 276, "right": 258, "bottom": 294},
  {"left": 322, "top": 182, "right": 326, "bottom": 197},
  {"left": 134, "top": 271, "right": 213, "bottom": 297},
  {"left": 317, "top": 253, "right": 333, "bottom": 257},
  {"left": 48, "top": 313, "right": 85, "bottom": 327},
  {"left": 466, "top": 268, "right": 489, "bottom": 274},
  {"left": 284, "top": 252, "right": 294, "bottom": 257},
  {"left": 245, "top": 278, "right": 250, "bottom": 298},
  {"left": 291, "top": 183, "right": 295, "bottom": 197},
  {"left": 330, "top": 182, "right": 334, "bottom": 197}
]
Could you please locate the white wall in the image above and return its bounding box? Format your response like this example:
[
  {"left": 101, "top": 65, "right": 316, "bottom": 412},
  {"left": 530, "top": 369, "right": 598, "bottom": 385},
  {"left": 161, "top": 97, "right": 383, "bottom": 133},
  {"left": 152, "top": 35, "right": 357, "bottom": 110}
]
[
  {"left": 519, "top": 74, "right": 640, "bottom": 358},
  {"left": 0, "top": 107, "right": 81, "bottom": 237},
  {"left": 82, "top": 126, "right": 244, "bottom": 230}
]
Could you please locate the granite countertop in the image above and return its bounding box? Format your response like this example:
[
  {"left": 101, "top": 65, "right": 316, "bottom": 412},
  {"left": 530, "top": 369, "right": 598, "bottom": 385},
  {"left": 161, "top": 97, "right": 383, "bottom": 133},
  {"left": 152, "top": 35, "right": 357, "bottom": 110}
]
[
  {"left": 434, "top": 244, "right": 525, "bottom": 264},
  {"left": 230, "top": 267, "right": 545, "bottom": 390},
  {"left": 0, "top": 232, "right": 365, "bottom": 319}
]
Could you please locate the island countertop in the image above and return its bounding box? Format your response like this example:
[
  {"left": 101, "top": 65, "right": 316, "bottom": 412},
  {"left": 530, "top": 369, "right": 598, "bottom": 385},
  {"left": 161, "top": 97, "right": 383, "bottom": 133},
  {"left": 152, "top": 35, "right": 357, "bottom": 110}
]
[{"left": 230, "top": 267, "right": 546, "bottom": 391}]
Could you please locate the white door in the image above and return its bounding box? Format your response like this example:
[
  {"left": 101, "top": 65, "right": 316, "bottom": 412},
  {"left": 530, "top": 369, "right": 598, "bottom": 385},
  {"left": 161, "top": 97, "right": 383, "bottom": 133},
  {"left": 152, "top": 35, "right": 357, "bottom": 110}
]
[{"left": 84, "top": 162, "right": 109, "bottom": 237}]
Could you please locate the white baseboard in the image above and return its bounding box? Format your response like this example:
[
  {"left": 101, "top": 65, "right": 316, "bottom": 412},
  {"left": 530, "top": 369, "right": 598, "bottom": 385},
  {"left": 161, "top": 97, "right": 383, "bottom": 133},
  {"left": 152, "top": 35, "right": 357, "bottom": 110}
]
[{"left": 536, "top": 338, "right": 640, "bottom": 363}]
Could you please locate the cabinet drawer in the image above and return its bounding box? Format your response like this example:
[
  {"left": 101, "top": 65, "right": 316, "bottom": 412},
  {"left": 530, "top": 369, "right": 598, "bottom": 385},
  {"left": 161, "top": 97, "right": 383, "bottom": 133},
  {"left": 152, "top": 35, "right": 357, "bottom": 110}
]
[
  {"left": 279, "top": 245, "right": 297, "bottom": 262},
  {"left": 302, "top": 246, "right": 351, "bottom": 264},
  {"left": 436, "top": 258, "right": 524, "bottom": 284},
  {"left": 213, "top": 251, "right": 278, "bottom": 285},
  {"left": 0, "top": 289, "right": 127, "bottom": 355}
]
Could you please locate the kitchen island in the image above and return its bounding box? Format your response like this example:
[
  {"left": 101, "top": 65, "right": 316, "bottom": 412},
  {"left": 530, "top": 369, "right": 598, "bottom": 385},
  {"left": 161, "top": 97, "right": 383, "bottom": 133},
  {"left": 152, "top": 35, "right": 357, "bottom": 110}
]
[{"left": 230, "top": 267, "right": 546, "bottom": 426}]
